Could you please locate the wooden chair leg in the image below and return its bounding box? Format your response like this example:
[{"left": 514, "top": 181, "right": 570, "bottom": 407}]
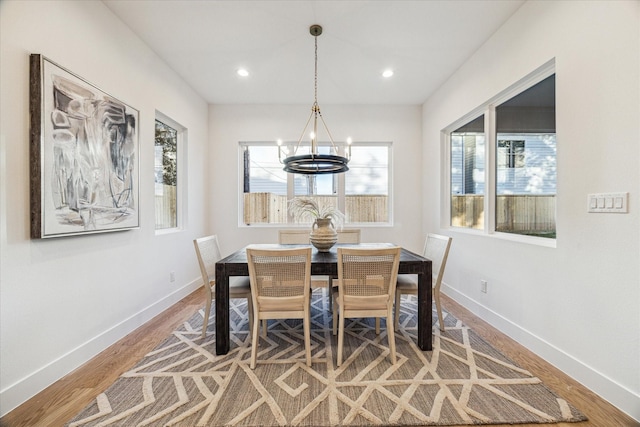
[
  {"left": 304, "top": 307, "right": 311, "bottom": 367},
  {"left": 435, "top": 291, "right": 445, "bottom": 332},
  {"left": 387, "top": 308, "right": 396, "bottom": 364},
  {"left": 250, "top": 314, "right": 260, "bottom": 369},
  {"left": 201, "top": 297, "right": 212, "bottom": 339},
  {"left": 332, "top": 293, "right": 338, "bottom": 335},
  {"left": 375, "top": 318, "right": 380, "bottom": 334},
  {"left": 337, "top": 308, "right": 345, "bottom": 366},
  {"left": 394, "top": 290, "right": 402, "bottom": 329},
  {"left": 247, "top": 298, "right": 253, "bottom": 334}
]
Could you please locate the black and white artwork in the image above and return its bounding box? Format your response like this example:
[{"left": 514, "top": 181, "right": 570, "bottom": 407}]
[{"left": 30, "top": 55, "right": 139, "bottom": 238}]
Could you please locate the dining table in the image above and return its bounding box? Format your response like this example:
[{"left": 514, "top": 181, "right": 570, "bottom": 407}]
[{"left": 214, "top": 243, "right": 433, "bottom": 355}]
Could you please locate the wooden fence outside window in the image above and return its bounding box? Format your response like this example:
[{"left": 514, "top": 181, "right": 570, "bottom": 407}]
[
  {"left": 155, "top": 185, "right": 177, "bottom": 229},
  {"left": 160, "top": 191, "right": 554, "bottom": 234},
  {"left": 451, "top": 194, "right": 556, "bottom": 235},
  {"left": 243, "top": 193, "right": 388, "bottom": 224}
]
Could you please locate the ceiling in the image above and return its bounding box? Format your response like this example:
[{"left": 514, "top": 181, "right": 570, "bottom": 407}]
[{"left": 102, "top": 0, "right": 525, "bottom": 105}]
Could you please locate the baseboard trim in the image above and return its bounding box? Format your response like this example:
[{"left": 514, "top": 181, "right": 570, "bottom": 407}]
[
  {"left": 0, "top": 280, "right": 201, "bottom": 417},
  {"left": 441, "top": 283, "right": 640, "bottom": 422}
]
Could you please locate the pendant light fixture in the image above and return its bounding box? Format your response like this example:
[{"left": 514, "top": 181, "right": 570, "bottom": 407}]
[{"left": 279, "top": 24, "right": 350, "bottom": 175}]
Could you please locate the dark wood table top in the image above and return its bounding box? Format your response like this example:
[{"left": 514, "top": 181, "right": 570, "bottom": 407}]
[{"left": 217, "top": 243, "right": 430, "bottom": 277}]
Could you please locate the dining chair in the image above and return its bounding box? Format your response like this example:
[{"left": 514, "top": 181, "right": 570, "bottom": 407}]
[
  {"left": 332, "top": 246, "right": 401, "bottom": 366},
  {"left": 278, "top": 229, "right": 327, "bottom": 289},
  {"left": 394, "top": 233, "right": 452, "bottom": 332},
  {"left": 278, "top": 229, "right": 310, "bottom": 244},
  {"left": 246, "top": 246, "right": 312, "bottom": 369},
  {"left": 278, "top": 228, "right": 361, "bottom": 307},
  {"left": 337, "top": 228, "right": 361, "bottom": 244},
  {"left": 194, "top": 235, "right": 253, "bottom": 339}
]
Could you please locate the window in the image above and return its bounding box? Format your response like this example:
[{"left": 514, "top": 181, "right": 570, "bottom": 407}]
[
  {"left": 450, "top": 115, "right": 485, "bottom": 230},
  {"left": 241, "top": 141, "right": 391, "bottom": 225},
  {"left": 495, "top": 74, "right": 556, "bottom": 238},
  {"left": 447, "top": 66, "right": 556, "bottom": 240},
  {"left": 345, "top": 145, "right": 389, "bottom": 223},
  {"left": 155, "top": 115, "right": 186, "bottom": 230},
  {"left": 497, "top": 140, "right": 525, "bottom": 169}
]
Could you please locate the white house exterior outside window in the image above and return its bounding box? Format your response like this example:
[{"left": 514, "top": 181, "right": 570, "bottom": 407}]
[{"left": 446, "top": 64, "right": 556, "bottom": 242}]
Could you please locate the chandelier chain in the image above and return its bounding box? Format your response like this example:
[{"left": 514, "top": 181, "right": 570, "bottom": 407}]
[
  {"left": 314, "top": 34, "right": 318, "bottom": 104},
  {"left": 280, "top": 24, "right": 349, "bottom": 174}
]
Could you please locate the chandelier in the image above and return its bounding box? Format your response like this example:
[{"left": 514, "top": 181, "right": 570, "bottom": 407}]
[{"left": 279, "top": 24, "right": 350, "bottom": 175}]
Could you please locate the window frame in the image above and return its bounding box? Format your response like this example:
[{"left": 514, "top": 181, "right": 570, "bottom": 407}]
[
  {"left": 155, "top": 111, "right": 187, "bottom": 234},
  {"left": 441, "top": 60, "right": 556, "bottom": 247},
  {"left": 497, "top": 140, "right": 525, "bottom": 169},
  {"left": 238, "top": 140, "right": 393, "bottom": 227}
]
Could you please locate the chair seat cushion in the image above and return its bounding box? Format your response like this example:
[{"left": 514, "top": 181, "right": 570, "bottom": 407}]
[
  {"left": 258, "top": 295, "right": 305, "bottom": 311},
  {"left": 229, "top": 279, "right": 251, "bottom": 298},
  {"left": 342, "top": 294, "right": 389, "bottom": 310},
  {"left": 311, "top": 275, "right": 330, "bottom": 288}
]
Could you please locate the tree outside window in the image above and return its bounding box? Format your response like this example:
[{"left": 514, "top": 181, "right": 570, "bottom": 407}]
[{"left": 155, "top": 119, "right": 178, "bottom": 229}]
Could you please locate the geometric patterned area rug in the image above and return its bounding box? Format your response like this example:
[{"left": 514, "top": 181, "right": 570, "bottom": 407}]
[{"left": 67, "top": 290, "right": 587, "bottom": 426}]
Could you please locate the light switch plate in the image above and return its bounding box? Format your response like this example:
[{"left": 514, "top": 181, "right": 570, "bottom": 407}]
[{"left": 588, "top": 192, "right": 628, "bottom": 213}]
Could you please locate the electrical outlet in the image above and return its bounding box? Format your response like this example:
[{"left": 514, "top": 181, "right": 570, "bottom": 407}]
[
  {"left": 480, "top": 280, "right": 487, "bottom": 293},
  {"left": 170, "top": 271, "right": 175, "bottom": 282}
]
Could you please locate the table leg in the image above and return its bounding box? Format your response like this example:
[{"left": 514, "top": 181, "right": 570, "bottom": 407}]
[
  {"left": 417, "top": 260, "right": 433, "bottom": 351},
  {"left": 215, "top": 263, "right": 230, "bottom": 355}
]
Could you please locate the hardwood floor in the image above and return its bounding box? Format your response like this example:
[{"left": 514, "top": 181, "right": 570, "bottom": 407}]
[
  {"left": 1, "top": 289, "right": 637, "bottom": 426},
  {"left": 439, "top": 295, "right": 638, "bottom": 427},
  {"left": 0, "top": 291, "right": 203, "bottom": 427}
]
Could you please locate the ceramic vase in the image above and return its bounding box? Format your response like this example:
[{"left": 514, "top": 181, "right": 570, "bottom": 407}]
[{"left": 309, "top": 218, "right": 338, "bottom": 252}]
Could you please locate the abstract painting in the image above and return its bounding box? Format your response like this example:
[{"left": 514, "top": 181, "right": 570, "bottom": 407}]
[{"left": 30, "top": 55, "right": 139, "bottom": 238}]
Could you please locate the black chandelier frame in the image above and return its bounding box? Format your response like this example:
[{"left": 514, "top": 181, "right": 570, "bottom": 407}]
[{"left": 280, "top": 24, "right": 350, "bottom": 175}]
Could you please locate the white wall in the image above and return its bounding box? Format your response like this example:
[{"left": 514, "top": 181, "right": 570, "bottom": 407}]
[
  {"left": 422, "top": 0, "right": 639, "bottom": 420},
  {"left": 2, "top": 0, "right": 638, "bottom": 421},
  {"left": 208, "top": 104, "right": 424, "bottom": 252},
  {"left": 0, "top": 1, "right": 209, "bottom": 415}
]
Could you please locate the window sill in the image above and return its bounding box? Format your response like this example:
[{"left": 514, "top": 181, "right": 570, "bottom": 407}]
[
  {"left": 447, "top": 226, "right": 556, "bottom": 248},
  {"left": 155, "top": 227, "right": 183, "bottom": 236}
]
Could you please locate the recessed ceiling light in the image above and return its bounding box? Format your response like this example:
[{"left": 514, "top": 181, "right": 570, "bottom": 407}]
[
  {"left": 237, "top": 68, "right": 249, "bottom": 77},
  {"left": 382, "top": 69, "right": 394, "bottom": 78}
]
